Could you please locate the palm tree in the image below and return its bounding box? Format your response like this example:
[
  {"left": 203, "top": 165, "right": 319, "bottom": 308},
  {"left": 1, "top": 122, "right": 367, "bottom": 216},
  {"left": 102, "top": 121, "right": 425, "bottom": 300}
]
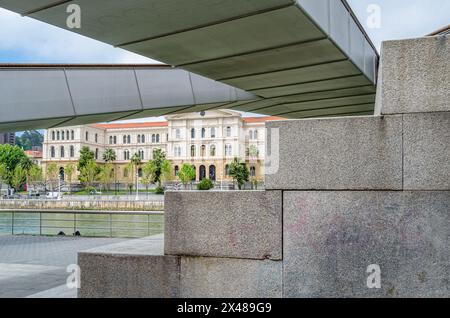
[
  {"left": 19, "top": 157, "right": 33, "bottom": 196},
  {"left": 130, "top": 153, "right": 142, "bottom": 199},
  {"left": 103, "top": 148, "right": 117, "bottom": 194}
]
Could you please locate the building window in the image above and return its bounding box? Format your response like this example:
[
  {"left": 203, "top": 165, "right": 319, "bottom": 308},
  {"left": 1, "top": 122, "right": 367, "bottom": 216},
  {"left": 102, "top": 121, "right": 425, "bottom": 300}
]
[
  {"left": 61, "top": 131, "right": 65, "bottom": 140},
  {"left": 109, "top": 136, "right": 113, "bottom": 144},
  {"left": 201, "top": 145, "right": 206, "bottom": 157},
  {"left": 249, "top": 130, "right": 253, "bottom": 140},
  {"left": 250, "top": 166, "right": 256, "bottom": 177},
  {"left": 156, "top": 134, "right": 160, "bottom": 143},
  {"left": 50, "top": 146, "right": 55, "bottom": 158},
  {"left": 141, "top": 134, "right": 145, "bottom": 143},
  {"left": 199, "top": 165, "right": 206, "bottom": 180},
  {"left": 152, "top": 134, "right": 156, "bottom": 143},
  {"left": 210, "top": 145, "right": 216, "bottom": 157},
  {"left": 123, "top": 168, "right": 128, "bottom": 178},
  {"left": 226, "top": 126, "right": 231, "bottom": 137},
  {"left": 174, "top": 146, "right": 181, "bottom": 157},
  {"left": 225, "top": 164, "right": 230, "bottom": 176},
  {"left": 175, "top": 129, "right": 181, "bottom": 139},
  {"left": 57, "top": 131, "right": 60, "bottom": 140},
  {"left": 66, "top": 130, "right": 70, "bottom": 140},
  {"left": 139, "top": 149, "right": 144, "bottom": 160},
  {"left": 51, "top": 131, "right": 55, "bottom": 141},
  {"left": 137, "top": 135, "right": 141, "bottom": 143},
  {"left": 201, "top": 128, "right": 206, "bottom": 139},
  {"left": 60, "top": 146, "right": 65, "bottom": 158},
  {"left": 225, "top": 144, "right": 232, "bottom": 156},
  {"left": 59, "top": 167, "right": 65, "bottom": 181},
  {"left": 94, "top": 134, "right": 98, "bottom": 143},
  {"left": 254, "top": 130, "right": 258, "bottom": 140},
  {"left": 174, "top": 165, "right": 179, "bottom": 176},
  {"left": 190, "top": 145, "right": 195, "bottom": 157},
  {"left": 70, "top": 146, "right": 74, "bottom": 157},
  {"left": 192, "top": 165, "right": 196, "bottom": 181},
  {"left": 127, "top": 135, "right": 131, "bottom": 144},
  {"left": 191, "top": 128, "right": 195, "bottom": 139},
  {"left": 95, "top": 148, "right": 99, "bottom": 160},
  {"left": 209, "top": 165, "right": 216, "bottom": 181},
  {"left": 123, "top": 135, "right": 127, "bottom": 144},
  {"left": 123, "top": 150, "right": 130, "bottom": 160},
  {"left": 211, "top": 127, "right": 216, "bottom": 138},
  {"left": 71, "top": 130, "right": 74, "bottom": 140},
  {"left": 138, "top": 168, "right": 143, "bottom": 178},
  {"left": 113, "top": 136, "right": 117, "bottom": 144}
]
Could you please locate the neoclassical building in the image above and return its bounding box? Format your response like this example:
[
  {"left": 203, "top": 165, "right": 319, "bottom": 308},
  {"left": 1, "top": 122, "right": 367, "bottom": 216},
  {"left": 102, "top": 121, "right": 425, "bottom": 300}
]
[{"left": 42, "top": 110, "right": 282, "bottom": 183}]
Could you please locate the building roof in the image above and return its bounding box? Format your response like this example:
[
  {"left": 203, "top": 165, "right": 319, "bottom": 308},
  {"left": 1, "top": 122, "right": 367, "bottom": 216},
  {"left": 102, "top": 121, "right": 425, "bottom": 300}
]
[
  {"left": 25, "top": 150, "right": 43, "bottom": 158},
  {"left": 243, "top": 116, "right": 285, "bottom": 123},
  {"left": 93, "top": 122, "right": 169, "bottom": 129},
  {"left": 428, "top": 25, "right": 450, "bottom": 36}
]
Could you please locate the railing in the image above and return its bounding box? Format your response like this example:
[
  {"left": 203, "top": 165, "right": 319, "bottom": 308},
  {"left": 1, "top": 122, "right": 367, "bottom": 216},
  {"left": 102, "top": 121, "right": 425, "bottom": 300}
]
[{"left": 0, "top": 209, "right": 164, "bottom": 238}]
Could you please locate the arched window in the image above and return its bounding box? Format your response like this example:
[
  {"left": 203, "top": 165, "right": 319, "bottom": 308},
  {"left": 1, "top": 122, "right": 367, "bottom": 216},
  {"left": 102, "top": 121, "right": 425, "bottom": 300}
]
[
  {"left": 123, "top": 135, "right": 127, "bottom": 144},
  {"left": 124, "top": 150, "right": 130, "bottom": 160},
  {"left": 199, "top": 165, "right": 206, "bottom": 180},
  {"left": 95, "top": 148, "right": 99, "bottom": 160},
  {"left": 209, "top": 165, "right": 216, "bottom": 181},
  {"left": 201, "top": 128, "right": 206, "bottom": 138},
  {"left": 59, "top": 167, "right": 65, "bottom": 181},
  {"left": 60, "top": 146, "right": 65, "bottom": 158},
  {"left": 156, "top": 134, "right": 160, "bottom": 143},
  {"left": 61, "top": 131, "right": 65, "bottom": 140},
  {"left": 71, "top": 130, "right": 74, "bottom": 140},
  {"left": 211, "top": 127, "right": 216, "bottom": 138},
  {"left": 201, "top": 145, "right": 206, "bottom": 157},
  {"left": 138, "top": 168, "right": 143, "bottom": 178},
  {"left": 190, "top": 145, "right": 196, "bottom": 157},
  {"left": 57, "top": 131, "right": 60, "bottom": 140},
  {"left": 85, "top": 131, "right": 89, "bottom": 141},
  {"left": 175, "top": 129, "right": 181, "bottom": 139},
  {"left": 250, "top": 166, "right": 256, "bottom": 177},
  {"left": 137, "top": 135, "right": 141, "bottom": 143},
  {"left": 191, "top": 128, "right": 195, "bottom": 139},
  {"left": 225, "top": 164, "right": 230, "bottom": 176},
  {"left": 51, "top": 131, "right": 55, "bottom": 141},
  {"left": 141, "top": 134, "right": 145, "bottom": 143},
  {"left": 66, "top": 130, "right": 70, "bottom": 140},
  {"left": 109, "top": 136, "right": 113, "bottom": 144},
  {"left": 152, "top": 134, "right": 156, "bottom": 143},
  {"left": 254, "top": 130, "right": 258, "bottom": 140},
  {"left": 226, "top": 126, "right": 231, "bottom": 137},
  {"left": 174, "top": 165, "right": 179, "bottom": 176},
  {"left": 50, "top": 146, "right": 55, "bottom": 158},
  {"left": 249, "top": 130, "right": 253, "bottom": 140},
  {"left": 113, "top": 136, "right": 117, "bottom": 144},
  {"left": 127, "top": 135, "right": 131, "bottom": 144},
  {"left": 70, "top": 146, "right": 74, "bottom": 157},
  {"left": 210, "top": 145, "right": 216, "bottom": 157},
  {"left": 174, "top": 146, "right": 181, "bottom": 157},
  {"left": 139, "top": 149, "right": 144, "bottom": 160},
  {"left": 95, "top": 134, "right": 98, "bottom": 143}
]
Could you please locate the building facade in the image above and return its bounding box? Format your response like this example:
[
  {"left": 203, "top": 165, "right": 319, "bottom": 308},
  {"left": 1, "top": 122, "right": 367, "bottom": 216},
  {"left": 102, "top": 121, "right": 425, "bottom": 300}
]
[
  {"left": 42, "top": 110, "right": 282, "bottom": 183},
  {"left": 0, "top": 132, "right": 15, "bottom": 145}
]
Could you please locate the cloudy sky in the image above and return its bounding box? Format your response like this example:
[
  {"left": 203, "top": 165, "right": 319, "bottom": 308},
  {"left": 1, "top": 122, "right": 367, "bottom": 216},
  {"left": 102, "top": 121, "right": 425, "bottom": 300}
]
[{"left": 1, "top": 1, "right": 448, "bottom": 122}]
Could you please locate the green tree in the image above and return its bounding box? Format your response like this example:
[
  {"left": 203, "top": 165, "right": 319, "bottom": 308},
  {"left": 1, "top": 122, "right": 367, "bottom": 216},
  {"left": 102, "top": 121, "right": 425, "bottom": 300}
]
[
  {"left": 65, "top": 164, "right": 76, "bottom": 194},
  {"left": 229, "top": 157, "right": 250, "bottom": 190},
  {"left": 124, "top": 163, "right": 134, "bottom": 194},
  {"left": 0, "top": 163, "right": 8, "bottom": 196},
  {"left": 78, "top": 146, "right": 95, "bottom": 172},
  {"left": 102, "top": 148, "right": 117, "bottom": 186},
  {"left": 0, "top": 144, "right": 27, "bottom": 187},
  {"left": 11, "top": 165, "right": 26, "bottom": 192},
  {"left": 141, "top": 161, "right": 155, "bottom": 195},
  {"left": 145, "top": 149, "right": 172, "bottom": 193},
  {"left": 28, "top": 165, "right": 43, "bottom": 193},
  {"left": 46, "top": 163, "right": 58, "bottom": 192},
  {"left": 15, "top": 130, "right": 44, "bottom": 151},
  {"left": 79, "top": 160, "right": 98, "bottom": 189},
  {"left": 178, "top": 164, "right": 196, "bottom": 189},
  {"left": 197, "top": 178, "right": 214, "bottom": 190},
  {"left": 98, "top": 163, "right": 113, "bottom": 192}
]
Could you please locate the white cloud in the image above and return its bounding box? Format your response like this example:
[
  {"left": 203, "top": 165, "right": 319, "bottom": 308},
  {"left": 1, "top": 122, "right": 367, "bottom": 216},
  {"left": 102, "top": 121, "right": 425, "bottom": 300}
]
[{"left": 0, "top": 8, "right": 159, "bottom": 63}]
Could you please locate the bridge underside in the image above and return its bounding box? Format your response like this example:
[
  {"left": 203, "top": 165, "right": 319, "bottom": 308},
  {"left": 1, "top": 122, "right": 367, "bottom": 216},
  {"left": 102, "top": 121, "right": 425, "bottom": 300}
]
[{"left": 0, "top": 0, "right": 378, "bottom": 131}]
